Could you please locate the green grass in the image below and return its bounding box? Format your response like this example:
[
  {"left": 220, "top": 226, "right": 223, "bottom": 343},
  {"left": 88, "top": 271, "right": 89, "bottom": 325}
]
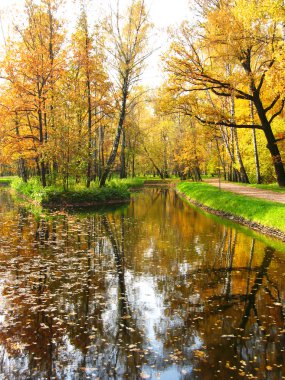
[
  {"left": 108, "top": 177, "right": 145, "bottom": 188},
  {"left": 0, "top": 176, "right": 17, "bottom": 184},
  {"left": 11, "top": 177, "right": 131, "bottom": 207},
  {"left": 247, "top": 183, "right": 285, "bottom": 193},
  {"left": 177, "top": 181, "right": 285, "bottom": 233}
]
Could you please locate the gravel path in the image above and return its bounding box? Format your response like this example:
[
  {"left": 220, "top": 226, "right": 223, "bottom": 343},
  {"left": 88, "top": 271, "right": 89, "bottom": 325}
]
[{"left": 205, "top": 179, "right": 285, "bottom": 204}]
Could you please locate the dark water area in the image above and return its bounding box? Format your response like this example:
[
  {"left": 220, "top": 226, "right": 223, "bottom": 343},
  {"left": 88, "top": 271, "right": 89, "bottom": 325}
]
[{"left": 0, "top": 187, "right": 284, "bottom": 379}]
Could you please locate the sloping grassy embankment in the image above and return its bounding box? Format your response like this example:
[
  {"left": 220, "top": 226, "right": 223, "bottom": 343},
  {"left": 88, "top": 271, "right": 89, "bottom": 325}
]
[{"left": 177, "top": 181, "right": 285, "bottom": 240}]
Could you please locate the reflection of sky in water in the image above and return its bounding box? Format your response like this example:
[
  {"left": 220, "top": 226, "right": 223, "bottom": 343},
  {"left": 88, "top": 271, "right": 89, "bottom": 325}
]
[
  {"left": 127, "top": 272, "right": 204, "bottom": 378},
  {"left": 127, "top": 273, "right": 165, "bottom": 352},
  {"left": 0, "top": 353, "right": 29, "bottom": 379}
]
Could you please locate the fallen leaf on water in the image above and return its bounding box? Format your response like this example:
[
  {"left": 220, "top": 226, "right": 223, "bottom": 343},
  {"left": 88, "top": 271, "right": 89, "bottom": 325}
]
[
  {"left": 193, "top": 350, "right": 207, "bottom": 359},
  {"left": 40, "top": 323, "right": 49, "bottom": 329}
]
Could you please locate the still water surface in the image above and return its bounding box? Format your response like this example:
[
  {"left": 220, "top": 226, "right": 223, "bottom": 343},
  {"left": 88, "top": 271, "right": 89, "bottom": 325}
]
[{"left": 0, "top": 187, "right": 284, "bottom": 379}]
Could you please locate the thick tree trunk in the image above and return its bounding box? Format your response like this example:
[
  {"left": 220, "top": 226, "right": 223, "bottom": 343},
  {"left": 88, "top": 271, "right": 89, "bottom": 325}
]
[
  {"left": 99, "top": 80, "right": 128, "bottom": 187},
  {"left": 18, "top": 158, "right": 28, "bottom": 182},
  {"left": 263, "top": 127, "right": 285, "bottom": 187},
  {"left": 194, "top": 166, "right": 202, "bottom": 181},
  {"left": 253, "top": 92, "right": 285, "bottom": 187}
]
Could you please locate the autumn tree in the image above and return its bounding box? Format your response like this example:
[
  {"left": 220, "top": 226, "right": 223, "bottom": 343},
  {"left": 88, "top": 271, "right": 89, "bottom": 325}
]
[
  {"left": 153, "top": 86, "right": 208, "bottom": 180},
  {"left": 166, "top": 0, "right": 285, "bottom": 186},
  {"left": 69, "top": 4, "right": 112, "bottom": 188},
  {"left": 99, "top": 0, "right": 151, "bottom": 187},
  {"left": 1, "top": 0, "right": 65, "bottom": 186}
]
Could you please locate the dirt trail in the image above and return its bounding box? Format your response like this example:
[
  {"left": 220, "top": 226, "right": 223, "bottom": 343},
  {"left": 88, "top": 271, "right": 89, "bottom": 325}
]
[{"left": 205, "top": 179, "right": 285, "bottom": 204}]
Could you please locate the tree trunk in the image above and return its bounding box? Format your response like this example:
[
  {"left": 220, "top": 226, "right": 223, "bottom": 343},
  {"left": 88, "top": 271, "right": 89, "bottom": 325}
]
[
  {"left": 86, "top": 59, "right": 92, "bottom": 188},
  {"left": 263, "top": 127, "right": 285, "bottom": 186},
  {"left": 233, "top": 128, "right": 250, "bottom": 183},
  {"left": 14, "top": 115, "right": 28, "bottom": 183},
  {"left": 120, "top": 127, "right": 126, "bottom": 179},
  {"left": 143, "top": 146, "right": 164, "bottom": 179},
  {"left": 18, "top": 158, "right": 28, "bottom": 182},
  {"left": 163, "top": 135, "right": 168, "bottom": 178},
  {"left": 253, "top": 92, "right": 285, "bottom": 187},
  {"left": 132, "top": 153, "right": 135, "bottom": 178},
  {"left": 41, "top": 161, "right": 47, "bottom": 187},
  {"left": 99, "top": 79, "right": 128, "bottom": 187},
  {"left": 97, "top": 125, "right": 104, "bottom": 180},
  {"left": 38, "top": 107, "right": 47, "bottom": 187},
  {"left": 252, "top": 128, "right": 261, "bottom": 184},
  {"left": 250, "top": 100, "right": 261, "bottom": 184},
  {"left": 230, "top": 95, "right": 249, "bottom": 183},
  {"left": 220, "top": 126, "right": 237, "bottom": 181}
]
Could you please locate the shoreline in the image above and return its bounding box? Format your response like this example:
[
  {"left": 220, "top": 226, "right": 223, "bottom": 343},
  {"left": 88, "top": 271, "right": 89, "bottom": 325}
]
[
  {"left": 176, "top": 189, "right": 285, "bottom": 242},
  {"left": 42, "top": 198, "right": 130, "bottom": 208},
  {"left": 10, "top": 188, "right": 130, "bottom": 209}
]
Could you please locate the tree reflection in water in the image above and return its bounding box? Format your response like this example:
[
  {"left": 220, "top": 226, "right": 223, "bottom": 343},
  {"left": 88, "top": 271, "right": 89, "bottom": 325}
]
[{"left": 0, "top": 187, "right": 284, "bottom": 379}]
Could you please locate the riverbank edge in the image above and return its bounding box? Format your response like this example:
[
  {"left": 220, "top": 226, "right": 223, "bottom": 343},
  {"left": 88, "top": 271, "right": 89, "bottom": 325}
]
[
  {"left": 175, "top": 187, "right": 285, "bottom": 242},
  {"left": 9, "top": 186, "right": 131, "bottom": 209}
]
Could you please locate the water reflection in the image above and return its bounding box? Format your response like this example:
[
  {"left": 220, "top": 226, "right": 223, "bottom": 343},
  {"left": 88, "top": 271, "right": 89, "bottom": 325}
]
[{"left": 0, "top": 187, "right": 284, "bottom": 379}]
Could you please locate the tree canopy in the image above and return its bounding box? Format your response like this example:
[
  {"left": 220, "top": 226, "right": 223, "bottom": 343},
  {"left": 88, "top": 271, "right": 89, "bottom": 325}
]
[{"left": 0, "top": 0, "right": 285, "bottom": 187}]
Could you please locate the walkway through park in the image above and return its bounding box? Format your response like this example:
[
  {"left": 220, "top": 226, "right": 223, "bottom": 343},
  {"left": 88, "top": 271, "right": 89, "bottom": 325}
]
[{"left": 205, "top": 178, "right": 285, "bottom": 204}]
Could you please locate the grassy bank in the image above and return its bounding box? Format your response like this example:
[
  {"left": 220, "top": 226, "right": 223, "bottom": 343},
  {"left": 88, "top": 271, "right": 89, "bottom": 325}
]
[
  {"left": 0, "top": 176, "right": 16, "bottom": 184},
  {"left": 11, "top": 177, "right": 131, "bottom": 207},
  {"left": 177, "top": 181, "right": 285, "bottom": 235}
]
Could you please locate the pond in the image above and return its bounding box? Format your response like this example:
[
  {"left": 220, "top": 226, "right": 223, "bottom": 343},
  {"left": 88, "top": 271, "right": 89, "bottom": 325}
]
[{"left": 0, "top": 187, "right": 284, "bottom": 379}]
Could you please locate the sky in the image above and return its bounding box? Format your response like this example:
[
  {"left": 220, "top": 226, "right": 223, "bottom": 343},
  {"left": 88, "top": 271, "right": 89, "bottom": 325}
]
[{"left": 0, "top": 0, "right": 193, "bottom": 86}]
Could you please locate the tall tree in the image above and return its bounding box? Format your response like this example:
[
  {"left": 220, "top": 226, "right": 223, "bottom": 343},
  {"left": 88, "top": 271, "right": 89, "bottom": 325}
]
[
  {"left": 99, "top": 0, "right": 151, "bottom": 187},
  {"left": 166, "top": 0, "right": 285, "bottom": 186},
  {"left": 2, "top": 0, "right": 65, "bottom": 186}
]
